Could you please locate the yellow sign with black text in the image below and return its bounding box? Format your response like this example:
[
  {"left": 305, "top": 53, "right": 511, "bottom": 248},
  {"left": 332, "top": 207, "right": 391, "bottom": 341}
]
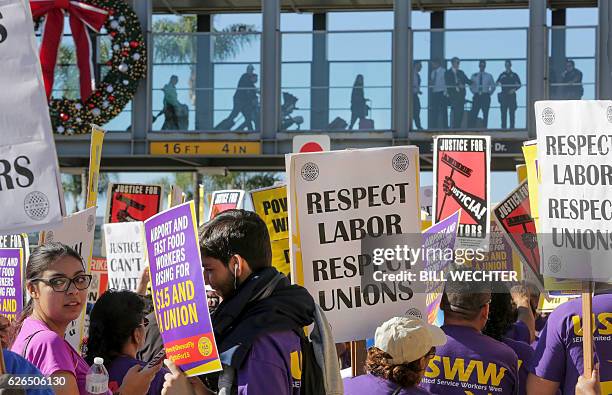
[
  {"left": 251, "top": 185, "right": 290, "bottom": 275},
  {"left": 150, "top": 141, "right": 261, "bottom": 156}
]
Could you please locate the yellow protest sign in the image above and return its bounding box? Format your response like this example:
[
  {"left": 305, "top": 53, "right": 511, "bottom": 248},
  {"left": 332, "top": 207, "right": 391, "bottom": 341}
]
[
  {"left": 516, "top": 164, "right": 527, "bottom": 183},
  {"left": 251, "top": 185, "right": 289, "bottom": 241},
  {"left": 86, "top": 125, "right": 105, "bottom": 209},
  {"left": 251, "top": 185, "right": 290, "bottom": 275}
]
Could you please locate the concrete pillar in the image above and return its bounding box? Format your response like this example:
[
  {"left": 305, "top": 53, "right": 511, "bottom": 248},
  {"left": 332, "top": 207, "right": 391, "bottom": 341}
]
[
  {"left": 598, "top": 0, "right": 612, "bottom": 99},
  {"left": 310, "top": 13, "right": 329, "bottom": 130},
  {"left": 128, "top": 0, "right": 152, "bottom": 153},
  {"left": 393, "top": 0, "right": 412, "bottom": 139},
  {"left": 550, "top": 9, "right": 566, "bottom": 100},
  {"left": 261, "top": 0, "right": 281, "bottom": 139},
  {"left": 429, "top": 11, "right": 445, "bottom": 129},
  {"left": 527, "top": 0, "right": 547, "bottom": 138},
  {"left": 195, "top": 15, "right": 214, "bottom": 130}
]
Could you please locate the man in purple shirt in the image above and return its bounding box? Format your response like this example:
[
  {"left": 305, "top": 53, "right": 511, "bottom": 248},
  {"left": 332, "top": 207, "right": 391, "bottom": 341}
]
[
  {"left": 200, "top": 210, "right": 316, "bottom": 395},
  {"left": 420, "top": 276, "right": 519, "bottom": 395},
  {"left": 527, "top": 290, "right": 612, "bottom": 394}
]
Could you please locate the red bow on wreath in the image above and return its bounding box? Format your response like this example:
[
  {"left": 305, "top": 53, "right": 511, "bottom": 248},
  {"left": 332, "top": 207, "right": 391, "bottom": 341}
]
[{"left": 30, "top": 0, "right": 108, "bottom": 100}]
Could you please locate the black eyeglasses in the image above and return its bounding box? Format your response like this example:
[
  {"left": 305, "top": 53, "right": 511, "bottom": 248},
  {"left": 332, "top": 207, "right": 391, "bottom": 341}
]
[{"left": 31, "top": 274, "right": 92, "bottom": 292}]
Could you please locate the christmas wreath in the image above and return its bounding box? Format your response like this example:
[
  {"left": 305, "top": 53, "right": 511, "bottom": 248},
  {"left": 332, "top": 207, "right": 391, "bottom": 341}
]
[{"left": 31, "top": 0, "right": 146, "bottom": 134}]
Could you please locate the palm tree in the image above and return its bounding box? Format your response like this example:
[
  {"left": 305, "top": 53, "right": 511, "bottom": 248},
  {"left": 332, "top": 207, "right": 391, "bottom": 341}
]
[{"left": 152, "top": 15, "right": 257, "bottom": 104}]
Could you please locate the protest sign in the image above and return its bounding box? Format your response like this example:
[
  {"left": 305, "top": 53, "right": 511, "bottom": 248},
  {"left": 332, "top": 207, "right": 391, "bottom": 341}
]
[
  {"left": 465, "top": 220, "right": 520, "bottom": 275},
  {"left": 516, "top": 164, "right": 527, "bottom": 183},
  {"left": 41, "top": 207, "right": 97, "bottom": 349},
  {"left": 493, "top": 181, "right": 540, "bottom": 279},
  {"left": 207, "top": 190, "right": 245, "bottom": 220},
  {"left": 106, "top": 183, "right": 163, "bottom": 223},
  {"left": 251, "top": 185, "right": 290, "bottom": 275},
  {"left": 535, "top": 101, "right": 612, "bottom": 281},
  {"left": 0, "top": 234, "right": 29, "bottom": 264},
  {"left": 522, "top": 141, "right": 540, "bottom": 232},
  {"left": 420, "top": 185, "right": 433, "bottom": 220},
  {"left": 422, "top": 211, "right": 460, "bottom": 324},
  {"left": 0, "top": 0, "right": 65, "bottom": 235},
  {"left": 103, "top": 222, "right": 146, "bottom": 291},
  {"left": 85, "top": 125, "right": 105, "bottom": 209},
  {"left": 0, "top": 249, "right": 23, "bottom": 322},
  {"left": 433, "top": 136, "right": 490, "bottom": 249},
  {"left": 145, "top": 201, "right": 221, "bottom": 376},
  {"left": 287, "top": 146, "right": 424, "bottom": 341},
  {"left": 83, "top": 257, "right": 108, "bottom": 339},
  {"left": 169, "top": 185, "right": 185, "bottom": 208}
]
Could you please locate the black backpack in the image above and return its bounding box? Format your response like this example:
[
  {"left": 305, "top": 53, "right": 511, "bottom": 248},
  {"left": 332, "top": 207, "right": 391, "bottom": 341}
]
[{"left": 294, "top": 329, "right": 326, "bottom": 395}]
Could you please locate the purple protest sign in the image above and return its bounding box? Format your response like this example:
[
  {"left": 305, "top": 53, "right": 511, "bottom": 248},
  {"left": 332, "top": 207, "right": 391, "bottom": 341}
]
[
  {"left": 144, "top": 201, "right": 221, "bottom": 376},
  {"left": 423, "top": 211, "right": 460, "bottom": 324},
  {"left": 0, "top": 249, "right": 23, "bottom": 322}
]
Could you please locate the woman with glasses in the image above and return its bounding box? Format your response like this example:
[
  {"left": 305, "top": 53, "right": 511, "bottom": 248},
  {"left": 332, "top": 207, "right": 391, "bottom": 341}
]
[
  {"left": 10, "top": 242, "right": 160, "bottom": 395},
  {"left": 86, "top": 290, "right": 169, "bottom": 395},
  {"left": 344, "top": 316, "right": 447, "bottom": 394}
]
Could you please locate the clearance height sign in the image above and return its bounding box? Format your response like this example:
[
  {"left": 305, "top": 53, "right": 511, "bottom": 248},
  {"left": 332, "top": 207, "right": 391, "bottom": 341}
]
[
  {"left": 251, "top": 185, "right": 290, "bottom": 276},
  {"left": 287, "top": 147, "right": 424, "bottom": 341}
]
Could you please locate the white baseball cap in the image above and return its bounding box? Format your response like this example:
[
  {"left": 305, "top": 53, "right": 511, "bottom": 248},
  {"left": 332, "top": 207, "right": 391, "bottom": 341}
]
[{"left": 374, "top": 316, "right": 447, "bottom": 365}]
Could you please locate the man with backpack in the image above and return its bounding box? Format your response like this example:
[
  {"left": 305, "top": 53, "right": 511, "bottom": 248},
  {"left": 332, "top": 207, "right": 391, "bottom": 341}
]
[{"left": 199, "top": 210, "right": 342, "bottom": 395}]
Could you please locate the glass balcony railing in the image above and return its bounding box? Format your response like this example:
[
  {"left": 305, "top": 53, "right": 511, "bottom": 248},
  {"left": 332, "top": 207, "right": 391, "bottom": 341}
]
[
  {"left": 281, "top": 30, "right": 392, "bottom": 132},
  {"left": 547, "top": 26, "right": 596, "bottom": 101},
  {"left": 42, "top": 21, "right": 599, "bottom": 136},
  {"left": 151, "top": 31, "right": 261, "bottom": 132},
  {"left": 412, "top": 27, "right": 528, "bottom": 131}
]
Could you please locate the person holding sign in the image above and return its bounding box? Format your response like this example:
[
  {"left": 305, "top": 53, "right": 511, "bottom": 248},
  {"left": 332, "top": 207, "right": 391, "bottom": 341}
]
[
  {"left": 482, "top": 283, "right": 534, "bottom": 395},
  {"left": 85, "top": 290, "right": 174, "bottom": 395},
  {"left": 9, "top": 243, "right": 159, "bottom": 395},
  {"left": 200, "top": 210, "right": 338, "bottom": 394},
  {"left": 420, "top": 273, "right": 519, "bottom": 395},
  {"left": 343, "top": 316, "right": 446, "bottom": 394},
  {"left": 527, "top": 287, "right": 612, "bottom": 395}
]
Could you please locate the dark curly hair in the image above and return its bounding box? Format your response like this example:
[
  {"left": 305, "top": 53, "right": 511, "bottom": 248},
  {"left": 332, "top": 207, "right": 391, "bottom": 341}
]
[
  {"left": 85, "top": 290, "right": 146, "bottom": 367},
  {"left": 482, "top": 282, "right": 517, "bottom": 341},
  {"left": 365, "top": 347, "right": 424, "bottom": 388}
]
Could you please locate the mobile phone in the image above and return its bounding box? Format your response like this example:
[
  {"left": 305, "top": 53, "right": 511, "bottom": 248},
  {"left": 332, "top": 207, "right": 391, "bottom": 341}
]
[{"left": 143, "top": 349, "right": 166, "bottom": 371}]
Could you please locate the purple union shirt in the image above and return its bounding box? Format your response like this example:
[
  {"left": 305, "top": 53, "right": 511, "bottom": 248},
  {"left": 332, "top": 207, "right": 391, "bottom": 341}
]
[
  {"left": 420, "top": 325, "right": 519, "bottom": 395},
  {"left": 344, "top": 374, "right": 431, "bottom": 395},
  {"left": 530, "top": 294, "right": 612, "bottom": 394},
  {"left": 236, "top": 331, "right": 302, "bottom": 395}
]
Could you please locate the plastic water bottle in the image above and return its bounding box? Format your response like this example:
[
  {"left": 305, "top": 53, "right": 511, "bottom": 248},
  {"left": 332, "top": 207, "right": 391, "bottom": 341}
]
[{"left": 86, "top": 357, "right": 109, "bottom": 395}]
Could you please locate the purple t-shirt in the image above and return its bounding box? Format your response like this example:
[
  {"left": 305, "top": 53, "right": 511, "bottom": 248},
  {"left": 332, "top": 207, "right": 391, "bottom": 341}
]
[
  {"left": 344, "top": 374, "right": 431, "bottom": 395},
  {"left": 107, "top": 355, "right": 168, "bottom": 395},
  {"left": 503, "top": 337, "right": 534, "bottom": 395},
  {"left": 237, "top": 331, "right": 302, "bottom": 395},
  {"left": 11, "top": 316, "right": 110, "bottom": 395},
  {"left": 506, "top": 321, "right": 531, "bottom": 344},
  {"left": 420, "top": 325, "right": 519, "bottom": 395},
  {"left": 530, "top": 294, "right": 612, "bottom": 394}
]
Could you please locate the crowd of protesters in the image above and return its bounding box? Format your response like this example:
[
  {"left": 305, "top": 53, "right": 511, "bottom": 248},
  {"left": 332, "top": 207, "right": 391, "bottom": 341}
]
[{"left": 0, "top": 209, "right": 608, "bottom": 394}]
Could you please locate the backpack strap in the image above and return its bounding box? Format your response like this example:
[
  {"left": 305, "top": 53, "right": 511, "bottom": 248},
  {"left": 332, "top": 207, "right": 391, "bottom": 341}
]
[
  {"left": 21, "top": 330, "right": 43, "bottom": 358},
  {"left": 391, "top": 387, "right": 402, "bottom": 395}
]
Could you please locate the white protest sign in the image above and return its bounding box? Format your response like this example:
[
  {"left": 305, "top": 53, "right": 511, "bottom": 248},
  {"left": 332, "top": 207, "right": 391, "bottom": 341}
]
[
  {"left": 102, "top": 222, "right": 146, "bottom": 291},
  {"left": 287, "top": 146, "right": 424, "bottom": 341},
  {"left": 42, "top": 207, "right": 97, "bottom": 350},
  {"left": 420, "top": 185, "right": 433, "bottom": 220},
  {"left": 0, "top": 0, "right": 64, "bottom": 235},
  {"left": 536, "top": 101, "right": 612, "bottom": 281}
]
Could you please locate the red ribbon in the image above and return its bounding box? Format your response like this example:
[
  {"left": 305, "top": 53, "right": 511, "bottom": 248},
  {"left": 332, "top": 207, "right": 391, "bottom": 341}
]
[{"left": 30, "top": 0, "right": 108, "bottom": 100}]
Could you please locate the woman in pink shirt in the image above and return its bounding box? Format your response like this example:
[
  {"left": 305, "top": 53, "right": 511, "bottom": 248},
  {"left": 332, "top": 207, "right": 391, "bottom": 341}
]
[{"left": 10, "top": 242, "right": 159, "bottom": 395}]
